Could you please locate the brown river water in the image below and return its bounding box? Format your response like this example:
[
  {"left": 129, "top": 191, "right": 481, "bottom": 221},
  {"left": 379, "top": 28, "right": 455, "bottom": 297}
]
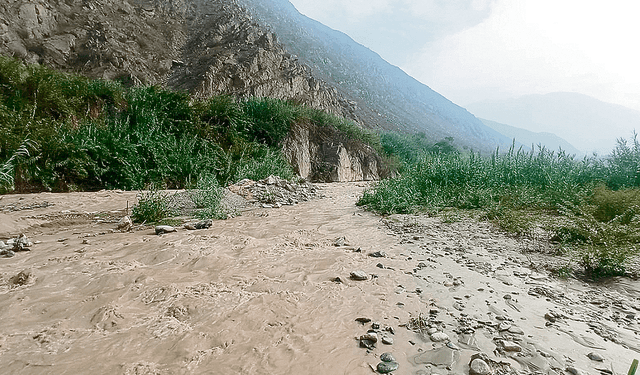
[{"left": 0, "top": 183, "right": 638, "bottom": 374}]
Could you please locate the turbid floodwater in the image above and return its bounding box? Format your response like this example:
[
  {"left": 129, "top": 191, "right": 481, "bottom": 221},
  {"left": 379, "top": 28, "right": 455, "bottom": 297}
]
[{"left": 0, "top": 183, "right": 638, "bottom": 374}]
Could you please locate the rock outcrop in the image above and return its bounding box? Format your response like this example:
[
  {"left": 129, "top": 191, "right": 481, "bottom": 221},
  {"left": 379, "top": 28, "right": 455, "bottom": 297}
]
[{"left": 282, "top": 122, "right": 390, "bottom": 182}]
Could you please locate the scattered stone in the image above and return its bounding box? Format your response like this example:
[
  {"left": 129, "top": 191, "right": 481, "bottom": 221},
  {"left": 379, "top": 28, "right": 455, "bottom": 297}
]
[
  {"left": 470, "top": 358, "right": 492, "bottom": 375},
  {"left": 10, "top": 269, "right": 35, "bottom": 286},
  {"left": 334, "top": 237, "right": 346, "bottom": 246},
  {"left": 587, "top": 352, "right": 605, "bottom": 362},
  {"left": 430, "top": 332, "right": 449, "bottom": 342},
  {"left": 361, "top": 332, "right": 378, "bottom": 343},
  {"left": 507, "top": 326, "right": 524, "bottom": 335},
  {"left": 498, "top": 322, "right": 512, "bottom": 331},
  {"left": 350, "top": 270, "right": 368, "bottom": 281},
  {"left": 501, "top": 341, "right": 522, "bottom": 352},
  {"left": 371, "top": 322, "right": 380, "bottom": 330},
  {"left": 369, "top": 251, "right": 386, "bottom": 258},
  {"left": 184, "top": 219, "right": 213, "bottom": 230},
  {"left": 566, "top": 366, "right": 584, "bottom": 375},
  {"left": 355, "top": 317, "right": 372, "bottom": 324},
  {"left": 544, "top": 312, "right": 557, "bottom": 323},
  {"left": 376, "top": 263, "right": 384, "bottom": 269},
  {"left": 377, "top": 360, "right": 399, "bottom": 374},
  {"left": 82, "top": 239, "right": 90, "bottom": 245},
  {"left": 381, "top": 336, "right": 394, "bottom": 345},
  {"left": 331, "top": 277, "right": 343, "bottom": 283},
  {"left": 1, "top": 249, "right": 15, "bottom": 258},
  {"left": 380, "top": 353, "right": 396, "bottom": 362},
  {"left": 155, "top": 225, "right": 177, "bottom": 235},
  {"left": 117, "top": 216, "right": 133, "bottom": 231},
  {"left": 360, "top": 332, "right": 377, "bottom": 349},
  {"left": 9, "top": 234, "right": 32, "bottom": 251}
]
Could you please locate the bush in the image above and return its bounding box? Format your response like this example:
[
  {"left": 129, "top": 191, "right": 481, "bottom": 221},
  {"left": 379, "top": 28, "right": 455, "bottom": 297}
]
[{"left": 131, "top": 188, "right": 174, "bottom": 224}]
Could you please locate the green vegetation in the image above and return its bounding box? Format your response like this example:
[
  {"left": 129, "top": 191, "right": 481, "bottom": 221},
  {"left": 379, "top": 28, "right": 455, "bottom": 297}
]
[
  {"left": 359, "top": 141, "right": 640, "bottom": 278},
  {"left": 0, "top": 56, "right": 383, "bottom": 223},
  {"left": 0, "top": 56, "right": 383, "bottom": 194}
]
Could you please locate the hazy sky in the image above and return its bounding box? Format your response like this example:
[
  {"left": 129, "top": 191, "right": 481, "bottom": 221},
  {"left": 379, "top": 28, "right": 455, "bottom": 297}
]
[{"left": 288, "top": 0, "right": 640, "bottom": 112}]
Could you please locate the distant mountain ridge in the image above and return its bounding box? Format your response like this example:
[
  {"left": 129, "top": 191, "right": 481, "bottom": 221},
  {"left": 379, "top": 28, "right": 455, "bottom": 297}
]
[
  {"left": 0, "top": 0, "right": 512, "bottom": 153},
  {"left": 237, "top": 0, "right": 512, "bottom": 152},
  {"left": 466, "top": 92, "right": 640, "bottom": 155},
  {"left": 479, "top": 118, "right": 582, "bottom": 156}
]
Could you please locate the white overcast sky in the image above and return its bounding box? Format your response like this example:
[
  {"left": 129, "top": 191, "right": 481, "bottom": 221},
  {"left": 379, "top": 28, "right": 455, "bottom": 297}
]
[{"left": 288, "top": 0, "right": 640, "bottom": 111}]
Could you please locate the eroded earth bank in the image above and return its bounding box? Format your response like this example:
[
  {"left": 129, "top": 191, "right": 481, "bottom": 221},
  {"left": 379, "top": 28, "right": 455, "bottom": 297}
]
[{"left": 0, "top": 183, "right": 638, "bottom": 374}]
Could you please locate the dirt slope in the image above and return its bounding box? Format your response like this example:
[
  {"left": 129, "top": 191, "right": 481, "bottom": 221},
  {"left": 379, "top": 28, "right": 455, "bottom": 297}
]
[{"left": 0, "top": 184, "right": 638, "bottom": 374}]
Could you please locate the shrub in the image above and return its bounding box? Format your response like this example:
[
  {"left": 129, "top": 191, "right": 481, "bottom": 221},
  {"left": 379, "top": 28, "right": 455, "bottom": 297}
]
[{"left": 131, "top": 188, "right": 174, "bottom": 224}]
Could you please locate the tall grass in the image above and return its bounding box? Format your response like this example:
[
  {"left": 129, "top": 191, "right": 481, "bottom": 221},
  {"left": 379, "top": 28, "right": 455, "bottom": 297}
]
[{"left": 359, "top": 141, "right": 640, "bottom": 277}]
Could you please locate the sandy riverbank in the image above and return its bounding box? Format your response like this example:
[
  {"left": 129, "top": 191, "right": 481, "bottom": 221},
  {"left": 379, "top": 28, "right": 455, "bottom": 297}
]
[{"left": 0, "top": 183, "right": 638, "bottom": 374}]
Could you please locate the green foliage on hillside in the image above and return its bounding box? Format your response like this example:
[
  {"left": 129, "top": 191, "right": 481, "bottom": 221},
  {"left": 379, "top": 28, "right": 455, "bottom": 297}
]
[
  {"left": 359, "top": 141, "right": 640, "bottom": 278},
  {"left": 0, "top": 56, "right": 379, "bottom": 194}
]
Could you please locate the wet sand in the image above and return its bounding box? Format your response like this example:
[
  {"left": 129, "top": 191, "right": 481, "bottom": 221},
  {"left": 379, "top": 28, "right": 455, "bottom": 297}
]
[{"left": 0, "top": 183, "right": 638, "bottom": 374}]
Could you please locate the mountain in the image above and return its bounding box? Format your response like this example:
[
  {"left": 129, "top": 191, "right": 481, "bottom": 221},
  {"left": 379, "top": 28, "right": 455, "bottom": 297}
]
[
  {"left": 479, "top": 119, "right": 582, "bottom": 156},
  {"left": 237, "top": 0, "right": 512, "bottom": 152},
  {"left": 465, "top": 92, "right": 640, "bottom": 155},
  {"left": 0, "top": 0, "right": 511, "bottom": 153}
]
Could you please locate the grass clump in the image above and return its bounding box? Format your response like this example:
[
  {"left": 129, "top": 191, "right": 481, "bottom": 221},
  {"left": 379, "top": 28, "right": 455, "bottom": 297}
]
[{"left": 131, "top": 188, "right": 174, "bottom": 224}]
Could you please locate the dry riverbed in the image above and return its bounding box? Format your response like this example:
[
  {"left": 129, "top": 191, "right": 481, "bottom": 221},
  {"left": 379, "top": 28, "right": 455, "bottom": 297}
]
[{"left": 0, "top": 183, "right": 638, "bottom": 374}]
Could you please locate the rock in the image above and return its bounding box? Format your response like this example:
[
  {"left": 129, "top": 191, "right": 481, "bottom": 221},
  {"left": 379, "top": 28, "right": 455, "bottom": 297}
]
[
  {"left": 350, "top": 270, "right": 368, "bottom": 281},
  {"left": 334, "top": 237, "right": 346, "bottom": 246},
  {"left": 360, "top": 332, "right": 377, "bottom": 349},
  {"left": 355, "top": 317, "right": 372, "bottom": 324},
  {"left": 587, "top": 352, "right": 604, "bottom": 362},
  {"left": 507, "top": 326, "right": 524, "bottom": 335},
  {"left": 380, "top": 352, "right": 396, "bottom": 362},
  {"left": 155, "top": 225, "right": 177, "bottom": 235},
  {"left": 11, "top": 234, "right": 32, "bottom": 251},
  {"left": 1, "top": 249, "right": 15, "bottom": 258},
  {"left": 566, "top": 366, "right": 583, "bottom": 375},
  {"left": 117, "top": 216, "right": 133, "bottom": 231},
  {"left": 185, "top": 219, "right": 213, "bottom": 230},
  {"left": 501, "top": 341, "right": 521, "bottom": 352},
  {"left": 369, "top": 251, "right": 386, "bottom": 258},
  {"left": 361, "top": 332, "right": 377, "bottom": 343},
  {"left": 544, "top": 312, "right": 557, "bottom": 322},
  {"left": 381, "top": 336, "right": 394, "bottom": 345},
  {"left": 498, "top": 322, "right": 512, "bottom": 331},
  {"left": 430, "top": 332, "right": 449, "bottom": 342},
  {"left": 469, "top": 358, "right": 492, "bottom": 375},
  {"left": 377, "top": 361, "right": 399, "bottom": 374},
  {"left": 10, "top": 269, "right": 35, "bottom": 286},
  {"left": 331, "top": 277, "right": 343, "bottom": 283}
]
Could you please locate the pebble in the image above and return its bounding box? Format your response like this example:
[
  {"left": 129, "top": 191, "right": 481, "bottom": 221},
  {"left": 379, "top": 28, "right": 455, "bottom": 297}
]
[
  {"left": 587, "top": 352, "right": 604, "bottom": 362},
  {"left": 155, "top": 225, "right": 176, "bottom": 235},
  {"left": 430, "top": 332, "right": 450, "bottom": 342},
  {"left": 117, "top": 216, "right": 132, "bottom": 231},
  {"left": 507, "top": 326, "right": 524, "bottom": 335},
  {"left": 356, "top": 317, "right": 371, "bottom": 324},
  {"left": 380, "top": 352, "right": 396, "bottom": 362},
  {"left": 377, "top": 361, "right": 399, "bottom": 374},
  {"left": 501, "top": 341, "right": 522, "bottom": 352},
  {"left": 361, "top": 332, "right": 378, "bottom": 343},
  {"left": 369, "top": 251, "right": 386, "bottom": 258},
  {"left": 350, "top": 271, "right": 368, "bottom": 281},
  {"left": 566, "top": 366, "right": 584, "bottom": 375},
  {"left": 469, "top": 358, "right": 491, "bottom": 375},
  {"left": 498, "top": 322, "right": 512, "bottom": 331},
  {"left": 382, "top": 336, "right": 394, "bottom": 345}
]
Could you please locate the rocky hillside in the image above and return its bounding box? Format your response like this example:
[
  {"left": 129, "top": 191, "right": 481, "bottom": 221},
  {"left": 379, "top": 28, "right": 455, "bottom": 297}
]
[{"left": 0, "top": 0, "right": 510, "bottom": 152}]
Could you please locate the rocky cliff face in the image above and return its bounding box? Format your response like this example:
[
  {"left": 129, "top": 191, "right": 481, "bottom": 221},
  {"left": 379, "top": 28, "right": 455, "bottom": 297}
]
[{"left": 282, "top": 122, "right": 388, "bottom": 182}]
